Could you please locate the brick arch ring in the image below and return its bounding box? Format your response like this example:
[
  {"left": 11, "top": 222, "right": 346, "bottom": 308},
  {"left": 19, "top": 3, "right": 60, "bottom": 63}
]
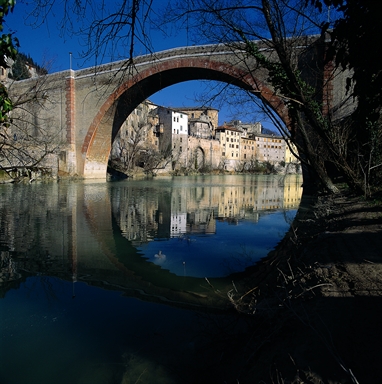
[{"left": 81, "top": 57, "right": 291, "bottom": 177}]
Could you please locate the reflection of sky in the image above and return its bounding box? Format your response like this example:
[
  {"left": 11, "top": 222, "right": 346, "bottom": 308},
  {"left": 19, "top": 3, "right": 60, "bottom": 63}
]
[{"left": 139, "top": 210, "right": 297, "bottom": 278}]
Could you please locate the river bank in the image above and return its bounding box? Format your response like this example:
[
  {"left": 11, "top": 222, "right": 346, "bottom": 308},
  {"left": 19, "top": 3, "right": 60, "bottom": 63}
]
[{"left": 225, "top": 189, "right": 382, "bottom": 383}]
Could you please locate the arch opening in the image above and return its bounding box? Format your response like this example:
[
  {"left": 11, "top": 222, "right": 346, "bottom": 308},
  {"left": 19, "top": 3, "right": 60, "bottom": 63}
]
[
  {"left": 193, "top": 147, "right": 205, "bottom": 170},
  {"left": 82, "top": 57, "right": 291, "bottom": 178}
]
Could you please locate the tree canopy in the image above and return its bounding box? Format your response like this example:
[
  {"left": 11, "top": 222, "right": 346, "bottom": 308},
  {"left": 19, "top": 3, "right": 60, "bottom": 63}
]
[{"left": 8, "top": 51, "right": 48, "bottom": 80}]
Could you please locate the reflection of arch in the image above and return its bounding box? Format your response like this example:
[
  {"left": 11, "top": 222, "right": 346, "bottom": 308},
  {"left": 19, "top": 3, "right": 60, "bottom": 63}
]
[
  {"left": 82, "top": 189, "right": 232, "bottom": 310},
  {"left": 82, "top": 57, "right": 290, "bottom": 177},
  {"left": 194, "top": 147, "right": 205, "bottom": 170}
]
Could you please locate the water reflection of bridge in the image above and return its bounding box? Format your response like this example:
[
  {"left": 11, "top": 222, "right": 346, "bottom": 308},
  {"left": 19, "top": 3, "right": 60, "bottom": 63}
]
[{"left": 0, "top": 175, "right": 302, "bottom": 309}]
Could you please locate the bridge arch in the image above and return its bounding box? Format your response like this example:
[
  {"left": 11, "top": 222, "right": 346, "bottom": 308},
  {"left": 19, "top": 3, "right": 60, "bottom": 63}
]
[{"left": 81, "top": 57, "right": 291, "bottom": 178}]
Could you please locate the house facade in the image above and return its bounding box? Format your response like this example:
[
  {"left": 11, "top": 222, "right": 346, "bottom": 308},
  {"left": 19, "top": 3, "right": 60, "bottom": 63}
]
[
  {"left": 109, "top": 100, "right": 300, "bottom": 173},
  {"left": 156, "top": 106, "right": 189, "bottom": 168},
  {"left": 172, "top": 107, "right": 219, "bottom": 136},
  {"left": 253, "top": 133, "right": 286, "bottom": 163},
  {"left": 215, "top": 125, "right": 242, "bottom": 170}
]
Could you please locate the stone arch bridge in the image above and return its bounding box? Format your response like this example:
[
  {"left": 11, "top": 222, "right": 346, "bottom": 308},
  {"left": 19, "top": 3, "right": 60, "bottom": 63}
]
[{"left": 9, "top": 35, "right": 346, "bottom": 179}]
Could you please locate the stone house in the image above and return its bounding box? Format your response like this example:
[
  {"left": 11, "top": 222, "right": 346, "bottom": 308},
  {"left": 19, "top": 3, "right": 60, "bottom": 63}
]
[
  {"left": 252, "top": 133, "right": 286, "bottom": 163},
  {"left": 188, "top": 112, "right": 214, "bottom": 139},
  {"left": 215, "top": 125, "right": 242, "bottom": 170},
  {"left": 284, "top": 139, "right": 299, "bottom": 164},
  {"left": 110, "top": 100, "right": 299, "bottom": 173},
  {"left": 172, "top": 107, "right": 219, "bottom": 135},
  {"left": 241, "top": 137, "right": 258, "bottom": 162},
  {"left": 155, "top": 106, "right": 189, "bottom": 169}
]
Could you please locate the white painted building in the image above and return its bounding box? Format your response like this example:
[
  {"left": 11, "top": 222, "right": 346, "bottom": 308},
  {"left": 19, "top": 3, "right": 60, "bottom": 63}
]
[{"left": 156, "top": 107, "right": 189, "bottom": 168}]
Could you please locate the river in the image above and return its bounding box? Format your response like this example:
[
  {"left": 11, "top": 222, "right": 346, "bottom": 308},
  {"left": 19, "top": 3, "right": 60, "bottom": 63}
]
[{"left": 0, "top": 174, "right": 302, "bottom": 384}]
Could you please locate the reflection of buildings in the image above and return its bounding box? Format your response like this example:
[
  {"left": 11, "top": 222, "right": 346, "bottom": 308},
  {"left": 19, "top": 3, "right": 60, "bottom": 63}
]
[
  {"left": 171, "top": 213, "right": 187, "bottom": 236},
  {"left": 111, "top": 186, "right": 159, "bottom": 245},
  {"left": 113, "top": 175, "right": 302, "bottom": 242},
  {"left": 157, "top": 107, "right": 189, "bottom": 167},
  {"left": 0, "top": 177, "right": 302, "bottom": 299},
  {"left": 283, "top": 176, "right": 303, "bottom": 209},
  {"left": 186, "top": 211, "right": 216, "bottom": 235}
]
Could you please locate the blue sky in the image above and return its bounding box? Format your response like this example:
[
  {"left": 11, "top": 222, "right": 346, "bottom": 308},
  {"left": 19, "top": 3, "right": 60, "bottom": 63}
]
[{"left": 5, "top": 1, "right": 276, "bottom": 129}]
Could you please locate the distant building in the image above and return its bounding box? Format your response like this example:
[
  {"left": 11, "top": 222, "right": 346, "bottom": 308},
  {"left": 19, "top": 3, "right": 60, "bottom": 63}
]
[
  {"left": 284, "top": 139, "right": 299, "bottom": 164},
  {"left": 0, "top": 66, "right": 7, "bottom": 82},
  {"left": 252, "top": 133, "right": 285, "bottom": 163},
  {"left": 172, "top": 107, "right": 219, "bottom": 135},
  {"left": 241, "top": 137, "right": 257, "bottom": 162},
  {"left": 229, "top": 120, "right": 262, "bottom": 137},
  {"left": 155, "top": 106, "right": 189, "bottom": 168},
  {"left": 188, "top": 112, "right": 214, "bottom": 139},
  {"left": 215, "top": 124, "right": 242, "bottom": 170},
  {"left": 110, "top": 99, "right": 300, "bottom": 173},
  {"left": 0, "top": 57, "right": 14, "bottom": 82}
]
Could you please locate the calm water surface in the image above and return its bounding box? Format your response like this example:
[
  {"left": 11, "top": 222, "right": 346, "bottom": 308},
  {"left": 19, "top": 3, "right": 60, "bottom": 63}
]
[{"left": 0, "top": 174, "right": 302, "bottom": 384}]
